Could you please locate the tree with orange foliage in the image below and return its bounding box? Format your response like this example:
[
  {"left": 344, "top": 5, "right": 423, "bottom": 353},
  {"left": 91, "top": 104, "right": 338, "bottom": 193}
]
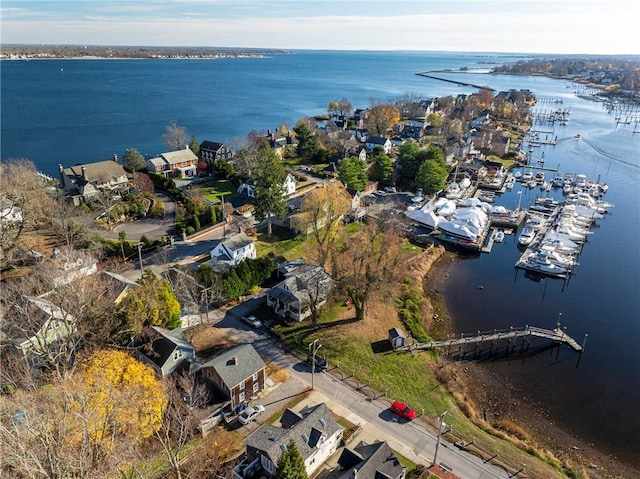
[{"left": 368, "top": 103, "right": 400, "bottom": 136}]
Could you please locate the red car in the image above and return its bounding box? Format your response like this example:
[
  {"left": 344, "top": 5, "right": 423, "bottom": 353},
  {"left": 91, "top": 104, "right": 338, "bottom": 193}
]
[{"left": 390, "top": 401, "right": 416, "bottom": 420}]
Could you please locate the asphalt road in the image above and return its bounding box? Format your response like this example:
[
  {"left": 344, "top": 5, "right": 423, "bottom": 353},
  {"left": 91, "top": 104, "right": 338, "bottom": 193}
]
[{"left": 210, "top": 298, "right": 505, "bottom": 479}]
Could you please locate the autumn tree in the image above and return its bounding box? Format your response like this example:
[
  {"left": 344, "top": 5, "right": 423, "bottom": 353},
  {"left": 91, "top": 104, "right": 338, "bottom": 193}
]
[
  {"left": 300, "top": 183, "right": 352, "bottom": 268},
  {"left": 274, "top": 440, "right": 308, "bottom": 479},
  {"left": 327, "top": 97, "right": 353, "bottom": 117},
  {"left": 0, "top": 350, "right": 166, "bottom": 478},
  {"left": 338, "top": 157, "right": 368, "bottom": 191},
  {"left": 133, "top": 171, "right": 154, "bottom": 194},
  {"left": 368, "top": 103, "right": 400, "bottom": 136},
  {"left": 331, "top": 222, "right": 403, "bottom": 321},
  {"left": 253, "top": 141, "right": 287, "bottom": 239},
  {"left": 115, "top": 270, "right": 181, "bottom": 342},
  {"left": 123, "top": 148, "right": 146, "bottom": 172},
  {"left": 0, "top": 159, "right": 55, "bottom": 265},
  {"left": 162, "top": 120, "right": 189, "bottom": 151}
]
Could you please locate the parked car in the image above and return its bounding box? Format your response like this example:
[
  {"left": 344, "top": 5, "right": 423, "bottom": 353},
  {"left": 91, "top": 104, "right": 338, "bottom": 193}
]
[
  {"left": 242, "top": 315, "right": 262, "bottom": 328},
  {"left": 375, "top": 190, "right": 387, "bottom": 196},
  {"left": 306, "top": 353, "right": 328, "bottom": 372},
  {"left": 238, "top": 405, "right": 265, "bottom": 425},
  {"left": 390, "top": 401, "right": 416, "bottom": 420},
  {"left": 384, "top": 186, "right": 397, "bottom": 193}
]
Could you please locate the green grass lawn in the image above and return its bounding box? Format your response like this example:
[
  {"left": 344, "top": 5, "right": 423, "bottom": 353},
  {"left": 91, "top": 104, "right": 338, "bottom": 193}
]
[
  {"left": 194, "top": 180, "right": 238, "bottom": 203},
  {"left": 254, "top": 224, "right": 314, "bottom": 260}
]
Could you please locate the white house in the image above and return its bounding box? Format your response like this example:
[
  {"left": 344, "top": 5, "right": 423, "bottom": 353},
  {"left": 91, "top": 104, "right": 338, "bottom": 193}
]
[
  {"left": 208, "top": 232, "right": 256, "bottom": 272},
  {"left": 365, "top": 136, "right": 392, "bottom": 154},
  {"left": 237, "top": 173, "right": 297, "bottom": 199},
  {"left": 233, "top": 403, "right": 343, "bottom": 479}
]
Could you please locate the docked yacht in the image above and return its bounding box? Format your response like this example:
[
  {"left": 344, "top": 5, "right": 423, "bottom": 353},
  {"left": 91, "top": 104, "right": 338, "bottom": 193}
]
[{"left": 518, "top": 226, "right": 536, "bottom": 245}]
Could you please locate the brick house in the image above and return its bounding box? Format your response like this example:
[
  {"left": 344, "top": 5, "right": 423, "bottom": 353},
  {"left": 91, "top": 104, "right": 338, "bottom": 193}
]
[{"left": 200, "top": 344, "right": 266, "bottom": 408}]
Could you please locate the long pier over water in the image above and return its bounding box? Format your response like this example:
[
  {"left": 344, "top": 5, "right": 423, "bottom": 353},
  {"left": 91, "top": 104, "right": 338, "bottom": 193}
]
[
  {"left": 415, "top": 72, "right": 494, "bottom": 91},
  {"left": 397, "top": 325, "right": 585, "bottom": 353}
]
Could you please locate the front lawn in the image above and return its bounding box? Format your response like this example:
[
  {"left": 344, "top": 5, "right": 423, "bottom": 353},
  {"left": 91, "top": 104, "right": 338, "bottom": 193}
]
[
  {"left": 194, "top": 180, "right": 237, "bottom": 203},
  {"left": 254, "top": 224, "right": 313, "bottom": 259}
]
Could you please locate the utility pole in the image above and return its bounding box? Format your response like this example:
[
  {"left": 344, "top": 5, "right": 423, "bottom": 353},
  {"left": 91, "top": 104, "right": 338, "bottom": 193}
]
[
  {"left": 431, "top": 411, "right": 448, "bottom": 467},
  {"left": 221, "top": 193, "right": 227, "bottom": 240},
  {"left": 309, "top": 339, "right": 322, "bottom": 391},
  {"left": 137, "top": 242, "right": 144, "bottom": 279}
]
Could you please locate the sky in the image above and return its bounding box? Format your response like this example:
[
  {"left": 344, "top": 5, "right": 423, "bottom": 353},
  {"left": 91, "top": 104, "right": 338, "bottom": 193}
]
[{"left": 1, "top": 0, "right": 639, "bottom": 55}]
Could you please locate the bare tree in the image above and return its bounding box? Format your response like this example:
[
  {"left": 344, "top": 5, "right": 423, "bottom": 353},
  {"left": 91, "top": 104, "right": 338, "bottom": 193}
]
[
  {"left": 331, "top": 221, "right": 403, "bottom": 321},
  {"left": 163, "top": 120, "right": 190, "bottom": 151},
  {"left": 299, "top": 183, "right": 352, "bottom": 269},
  {"left": 152, "top": 374, "right": 209, "bottom": 479}
]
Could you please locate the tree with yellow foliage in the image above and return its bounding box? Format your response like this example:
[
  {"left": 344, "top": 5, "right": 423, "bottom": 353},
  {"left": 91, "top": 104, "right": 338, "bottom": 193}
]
[
  {"left": 299, "top": 183, "right": 352, "bottom": 269},
  {"left": 0, "top": 349, "right": 166, "bottom": 478}
]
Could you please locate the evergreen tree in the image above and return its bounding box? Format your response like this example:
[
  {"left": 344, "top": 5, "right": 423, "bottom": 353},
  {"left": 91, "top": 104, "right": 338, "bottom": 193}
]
[
  {"left": 123, "top": 148, "right": 146, "bottom": 172},
  {"left": 189, "top": 134, "right": 200, "bottom": 156},
  {"left": 274, "top": 440, "right": 308, "bottom": 479},
  {"left": 338, "top": 156, "right": 368, "bottom": 191},
  {"left": 293, "top": 123, "right": 318, "bottom": 162},
  {"left": 253, "top": 141, "right": 287, "bottom": 239},
  {"left": 396, "top": 142, "right": 422, "bottom": 185},
  {"left": 370, "top": 152, "right": 393, "bottom": 182},
  {"left": 416, "top": 158, "right": 449, "bottom": 195}
]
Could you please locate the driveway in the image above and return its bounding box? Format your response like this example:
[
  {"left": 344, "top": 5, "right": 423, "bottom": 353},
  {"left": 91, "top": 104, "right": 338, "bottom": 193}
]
[{"left": 102, "top": 192, "right": 176, "bottom": 241}]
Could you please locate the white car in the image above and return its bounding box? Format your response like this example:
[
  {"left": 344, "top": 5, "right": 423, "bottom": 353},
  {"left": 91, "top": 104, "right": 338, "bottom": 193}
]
[
  {"left": 238, "top": 405, "right": 265, "bottom": 425},
  {"left": 242, "top": 315, "right": 262, "bottom": 328},
  {"left": 384, "top": 186, "right": 397, "bottom": 193}
]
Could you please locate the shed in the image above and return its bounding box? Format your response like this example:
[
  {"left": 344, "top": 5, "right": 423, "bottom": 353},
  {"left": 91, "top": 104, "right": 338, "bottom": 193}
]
[{"left": 388, "top": 327, "right": 406, "bottom": 349}]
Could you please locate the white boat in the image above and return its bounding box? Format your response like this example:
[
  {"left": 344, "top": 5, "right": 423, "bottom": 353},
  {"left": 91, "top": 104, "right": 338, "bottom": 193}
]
[
  {"left": 494, "top": 230, "right": 505, "bottom": 243},
  {"left": 528, "top": 180, "right": 537, "bottom": 189},
  {"left": 525, "top": 215, "right": 546, "bottom": 230},
  {"left": 522, "top": 170, "right": 533, "bottom": 181},
  {"left": 518, "top": 226, "right": 536, "bottom": 245},
  {"left": 562, "top": 184, "right": 572, "bottom": 194},
  {"left": 519, "top": 251, "right": 569, "bottom": 277},
  {"left": 514, "top": 171, "right": 522, "bottom": 180},
  {"left": 552, "top": 172, "right": 564, "bottom": 187}
]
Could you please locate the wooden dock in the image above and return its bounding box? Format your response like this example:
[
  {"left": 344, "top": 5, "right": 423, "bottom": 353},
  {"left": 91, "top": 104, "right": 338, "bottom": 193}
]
[
  {"left": 415, "top": 72, "right": 495, "bottom": 91},
  {"left": 397, "top": 325, "right": 584, "bottom": 353}
]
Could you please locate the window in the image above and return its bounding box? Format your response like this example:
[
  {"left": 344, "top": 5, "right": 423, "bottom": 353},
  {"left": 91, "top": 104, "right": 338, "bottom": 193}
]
[
  {"left": 239, "top": 380, "right": 245, "bottom": 390},
  {"left": 253, "top": 383, "right": 259, "bottom": 393},
  {"left": 239, "top": 391, "right": 245, "bottom": 402},
  {"left": 252, "top": 372, "right": 258, "bottom": 381},
  {"left": 173, "top": 350, "right": 183, "bottom": 361}
]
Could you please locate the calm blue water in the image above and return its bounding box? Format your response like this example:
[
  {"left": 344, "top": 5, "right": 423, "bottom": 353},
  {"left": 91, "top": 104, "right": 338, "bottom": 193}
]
[{"left": 2, "top": 51, "right": 639, "bottom": 466}]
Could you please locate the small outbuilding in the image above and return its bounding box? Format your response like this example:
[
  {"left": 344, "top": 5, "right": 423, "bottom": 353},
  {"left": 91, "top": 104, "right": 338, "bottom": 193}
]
[{"left": 388, "top": 327, "right": 406, "bottom": 349}]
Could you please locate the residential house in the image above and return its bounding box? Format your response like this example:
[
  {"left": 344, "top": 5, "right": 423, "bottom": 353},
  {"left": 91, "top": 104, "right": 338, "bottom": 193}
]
[
  {"left": 200, "top": 344, "right": 266, "bottom": 408},
  {"left": 0, "top": 197, "right": 23, "bottom": 226},
  {"left": 474, "top": 126, "right": 510, "bottom": 156},
  {"left": 199, "top": 140, "right": 234, "bottom": 166},
  {"left": 146, "top": 147, "right": 199, "bottom": 178},
  {"left": 207, "top": 232, "right": 256, "bottom": 272},
  {"left": 49, "top": 247, "right": 98, "bottom": 287},
  {"left": 266, "top": 263, "right": 334, "bottom": 321},
  {"left": 325, "top": 440, "right": 406, "bottom": 479},
  {"left": 99, "top": 271, "right": 140, "bottom": 305},
  {"left": 358, "top": 147, "right": 367, "bottom": 163},
  {"left": 59, "top": 157, "right": 129, "bottom": 204},
  {"left": 233, "top": 403, "right": 343, "bottom": 479},
  {"left": 266, "top": 130, "right": 298, "bottom": 159},
  {"left": 136, "top": 326, "right": 199, "bottom": 378},
  {"left": 237, "top": 173, "right": 297, "bottom": 198},
  {"left": 1, "top": 295, "right": 76, "bottom": 368},
  {"left": 365, "top": 136, "right": 392, "bottom": 155},
  {"left": 469, "top": 112, "right": 491, "bottom": 129},
  {"left": 353, "top": 128, "right": 370, "bottom": 143}
]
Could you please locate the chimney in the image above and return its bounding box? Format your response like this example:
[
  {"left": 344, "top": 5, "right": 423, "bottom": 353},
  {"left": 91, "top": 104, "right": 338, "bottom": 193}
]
[
  {"left": 232, "top": 357, "right": 238, "bottom": 365},
  {"left": 81, "top": 166, "right": 87, "bottom": 180}
]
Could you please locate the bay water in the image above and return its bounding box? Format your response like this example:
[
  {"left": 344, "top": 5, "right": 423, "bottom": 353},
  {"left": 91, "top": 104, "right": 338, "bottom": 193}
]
[{"left": 1, "top": 51, "right": 638, "bottom": 466}]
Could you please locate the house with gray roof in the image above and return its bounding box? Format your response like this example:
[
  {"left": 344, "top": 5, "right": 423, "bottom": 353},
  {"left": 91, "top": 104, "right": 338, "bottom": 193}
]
[
  {"left": 207, "top": 232, "right": 256, "bottom": 272},
  {"left": 135, "top": 326, "right": 199, "bottom": 378},
  {"left": 233, "top": 403, "right": 343, "bottom": 479},
  {"left": 200, "top": 344, "right": 266, "bottom": 408},
  {"left": 59, "top": 157, "right": 129, "bottom": 203},
  {"left": 266, "top": 263, "right": 334, "bottom": 321},
  {"left": 326, "top": 440, "right": 406, "bottom": 479}
]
